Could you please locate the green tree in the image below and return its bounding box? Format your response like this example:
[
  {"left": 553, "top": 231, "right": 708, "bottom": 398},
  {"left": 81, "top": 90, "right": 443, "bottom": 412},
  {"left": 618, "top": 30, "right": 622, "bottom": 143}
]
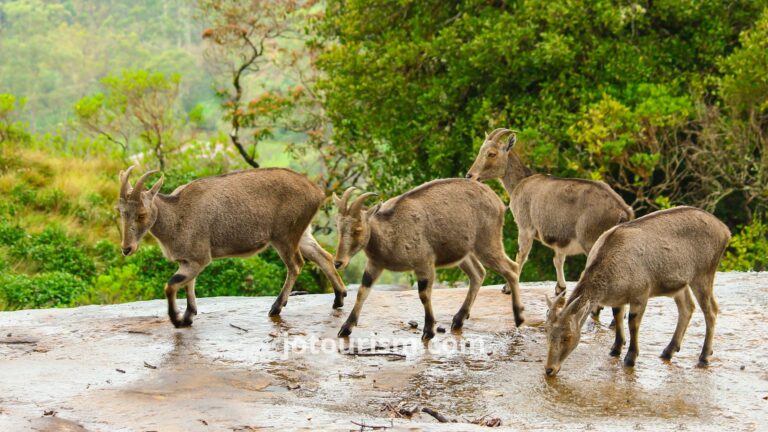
[
  {"left": 316, "top": 0, "right": 764, "bottom": 200},
  {"left": 74, "top": 70, "right": 197, "bottom": 170},
  {"left": 199, "top": 0, "right": 310, "bottom": 168},
  {"left": 0, "top": 94, "right": 30, "bottom": 144}
]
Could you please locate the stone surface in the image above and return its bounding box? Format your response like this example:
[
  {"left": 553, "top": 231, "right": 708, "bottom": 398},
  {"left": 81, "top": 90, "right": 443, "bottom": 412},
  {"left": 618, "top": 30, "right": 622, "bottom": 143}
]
[{"left": 0, "top": 272, "right": 767, "bottom": 431}]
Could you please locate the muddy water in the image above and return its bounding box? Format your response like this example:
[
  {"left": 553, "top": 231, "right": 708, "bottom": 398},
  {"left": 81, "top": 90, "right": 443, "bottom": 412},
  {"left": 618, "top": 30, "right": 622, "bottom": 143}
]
[{"left": 0, "top": 272, "right": 766, "bottom": 431}]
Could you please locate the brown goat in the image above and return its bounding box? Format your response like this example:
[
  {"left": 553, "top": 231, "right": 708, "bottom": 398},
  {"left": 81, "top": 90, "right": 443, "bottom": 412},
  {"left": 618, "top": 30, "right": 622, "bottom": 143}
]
[
  {"left": 332, "top": 179, "right": 525, "bottom": 341},
  {"left": 544, "top": 206, "right": 730, "bottom": 376},
  {"left": 117, "top": 166, "right": 347, "bottom": 327},
  {"left": 466, "top": 129, "right": 634, "bottom": 298}
]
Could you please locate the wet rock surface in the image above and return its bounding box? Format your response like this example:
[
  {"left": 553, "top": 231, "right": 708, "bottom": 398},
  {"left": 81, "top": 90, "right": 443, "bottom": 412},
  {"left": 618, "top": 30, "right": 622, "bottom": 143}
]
[{"left": 0, "top": 272, "right": 766, "bottom": 431}]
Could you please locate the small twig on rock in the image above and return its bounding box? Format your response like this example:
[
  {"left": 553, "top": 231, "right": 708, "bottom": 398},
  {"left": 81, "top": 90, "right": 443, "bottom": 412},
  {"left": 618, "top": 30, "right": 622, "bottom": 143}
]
[
  {"left": 351, "top": 420, "right": 392, "bottom": 430},
  {"left": 421, "top": 407, "right": 452, "bottom": 423},
  {"left": 229, "top": 323, "right": 249, "bottom": 332},
  {"left": 143, "top": 361, "right": 157, "bottom": 370},
  {"left": 115, "top": 368, "right": 126, "bottom": 374},
  {"left": 342, "top": 350, "right": 406, "bottom": 359},
  {"left": 289, "top": 290, "right": 309, "bottom": 296},
  {"left": 0, "top": 339, "right": 37, "bottom": 344}
]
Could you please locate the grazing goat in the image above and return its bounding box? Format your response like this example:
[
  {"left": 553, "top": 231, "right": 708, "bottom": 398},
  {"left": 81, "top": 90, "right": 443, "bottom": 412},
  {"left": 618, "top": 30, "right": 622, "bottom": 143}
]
[
  {"left": 544, "top": 206, "right": 730, "bottom": 376},
  {"left": 466, "top": 128, "right": 634, "bottom": 298},
  {"left": 117, "top": 166, "right": 347, "bottom": 327},
  {"left": 332, "top": 180, "right": 525, "bottom": 340}
]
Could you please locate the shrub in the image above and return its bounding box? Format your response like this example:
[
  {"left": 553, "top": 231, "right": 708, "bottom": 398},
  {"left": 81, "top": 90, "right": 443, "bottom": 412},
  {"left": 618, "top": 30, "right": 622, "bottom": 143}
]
[
  {"left": 721, "top": 214, "right": 768, "bottom": 272},
  {"left": 82, "top": 264, "right": 163, "bottom": 305},
  {"left": 0, "top": 271, "right": 88, "bottom": 310},
  {"left": 10, "top": 226, "right": 96, "bottom": 279},
  {"left": 34, "top": 188, "right": 70, "bottom": 213},
  {"left": 0, "top": 221, "right": 25, "bottom": 246}
]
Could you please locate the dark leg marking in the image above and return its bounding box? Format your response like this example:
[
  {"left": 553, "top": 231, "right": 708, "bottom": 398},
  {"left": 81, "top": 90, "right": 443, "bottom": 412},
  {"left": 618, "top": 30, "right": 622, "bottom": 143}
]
[
  {"left": 609, "top": 307, "right": 624, "bottom": 357},
  {"left": 362, "top": 271, "right": 374, "bottom": 287},
  {"left": 625, "top": 312, "right": 639, "bottom": 367},
  {"left": 168, "top": 302, "right": 183, "bottom": 328},
  {"left": 417, "top": 279, "right": 435, "bottom": 340},
  {"left": 512, "top": 305, "right": 525, "bottom": 327},
  {"left": 417, "top": 279, "right": 428, "bottom": 291},
  {"left": 168, "top": 273, "right": 186, "bottom": 286}
]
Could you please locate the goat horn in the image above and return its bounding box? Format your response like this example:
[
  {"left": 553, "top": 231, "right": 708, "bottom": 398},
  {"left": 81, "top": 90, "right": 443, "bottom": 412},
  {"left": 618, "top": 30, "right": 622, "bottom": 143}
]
[
  {"left": 349, "top": 192, "right": 378, "bottom": 216},
  {"left": 487, "top": 128, "right": 513, "bottom": 143},
  {"left": 119, "top": 165, "right": 136, "bottom": 198},
  {"left": 131, "top": 169, "right": 159, "bottom": 199},
  {"left": 338, "top": 187, "right": 356, "bottom": 214}
]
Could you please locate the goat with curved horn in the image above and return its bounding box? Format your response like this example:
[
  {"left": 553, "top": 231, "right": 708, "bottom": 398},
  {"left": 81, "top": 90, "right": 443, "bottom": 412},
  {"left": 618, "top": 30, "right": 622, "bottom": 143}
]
[
  {"left": 116, "top": 166, "right": 349, "bottom": 329},
  {"left": 332, "top": 179, "right": 525, "bottom": 341},
  {"left": 545, "top": 207, "right": 730, "bottom": 376},
  {"left": 466, "top": 125, "right": 633, "bottom": 325}
]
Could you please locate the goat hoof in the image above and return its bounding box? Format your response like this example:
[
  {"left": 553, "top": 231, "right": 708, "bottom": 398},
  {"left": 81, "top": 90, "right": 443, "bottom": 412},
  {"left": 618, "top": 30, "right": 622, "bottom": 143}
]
[
  {"left": 609, "top": 348, "right": 622, "bottom": 357},
  {"left": 421, "top": 330, "right": 435, "bottom": 341},
  {"left": 337, "top": 325, "right": 352, "bottom": 338},
  {"left": 660, "top": 345, "right": 677, "bottom": 360},
  {"left": 623, "top": 356, "right": 636, "bottom": 368},
  {"left": 332, "top": 296, "right": 345, "bottom": 309},
  {"left": 268, "top": 304, "right": 282, "bottom": 317},
  {"left": 512, "top": 307, "right": 525, "bottom": 327},
  {"left": 696, "top": 358, "right": 710, "bottom": 368},
  {"left": 501, "top": 284, "right": 511, "bottom": 294},
  {"left": 169, "top": 313, "right": 187, "bottom": 328},
  {"left": 180, "top": 314, "right": 195, "bottom": 327},
  {"left": 451, "top": 317, "right": 464, "bottom": 331},
  {"left": 608, "top": 319, "right": 616, "bottom": 329}
]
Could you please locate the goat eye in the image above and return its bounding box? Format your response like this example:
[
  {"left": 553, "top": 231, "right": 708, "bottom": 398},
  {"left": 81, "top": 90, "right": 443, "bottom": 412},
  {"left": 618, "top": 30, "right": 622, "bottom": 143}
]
[{"left": 488, "top": 152, "right": 497, "bottom": 158}]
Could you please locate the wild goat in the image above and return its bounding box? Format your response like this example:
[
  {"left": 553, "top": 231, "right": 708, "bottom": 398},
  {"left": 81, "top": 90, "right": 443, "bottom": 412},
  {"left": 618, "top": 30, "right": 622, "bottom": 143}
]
[
  {"left": 466, "top": 128, "right": 634, "bottom": 299},
  {"left": 544, "top": 206, "right": 730, "bottom": 376},
  {"left": 117, "top": 166, "right": 347, "bottom": 327},
  {"left": 332, "top": 180, "right": 525, "bottom": 340}
]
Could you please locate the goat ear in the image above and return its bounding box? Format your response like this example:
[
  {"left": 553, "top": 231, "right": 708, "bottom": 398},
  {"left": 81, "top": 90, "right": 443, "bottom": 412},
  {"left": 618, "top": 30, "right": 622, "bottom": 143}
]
[
  {"left": 547, "top": 291, "right": 566, "bottom": 323},
  {"left": 148, "top": 175, "right": 164, "bottom": 198},
  {"left": 545, "top": 297, "right": 558, "bottom": 324},
  {"left": 570, "top": 301, "right": 591, "bottom": 327},
  {"left": 504, "top": 133, "right": 517, "bottom": 152}
]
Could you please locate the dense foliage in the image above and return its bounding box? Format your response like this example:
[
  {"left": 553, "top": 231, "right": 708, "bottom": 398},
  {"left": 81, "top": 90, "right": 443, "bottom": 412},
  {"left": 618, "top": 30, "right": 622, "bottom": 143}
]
[
  {"left": 0, "top": 0, "right": 766, "bottom": 310},
  {"left": 316, "top": 0, "right": 768, "bottom": 281}
]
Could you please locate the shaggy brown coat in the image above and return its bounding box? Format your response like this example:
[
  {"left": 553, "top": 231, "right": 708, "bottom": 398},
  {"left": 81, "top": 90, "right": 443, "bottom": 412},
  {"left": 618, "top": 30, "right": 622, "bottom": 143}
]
[
  {"left": 466, "top": 129, "right": 634, "bottom": 296},
  {"left": 118, "top": 166, "right": 347, "bottom": 327},
  {"left": 333, "top": 179, "right": 524, "bottom": 340},
  {"left": 544, "top": 206, "right": 730, "bottom": 376}
]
